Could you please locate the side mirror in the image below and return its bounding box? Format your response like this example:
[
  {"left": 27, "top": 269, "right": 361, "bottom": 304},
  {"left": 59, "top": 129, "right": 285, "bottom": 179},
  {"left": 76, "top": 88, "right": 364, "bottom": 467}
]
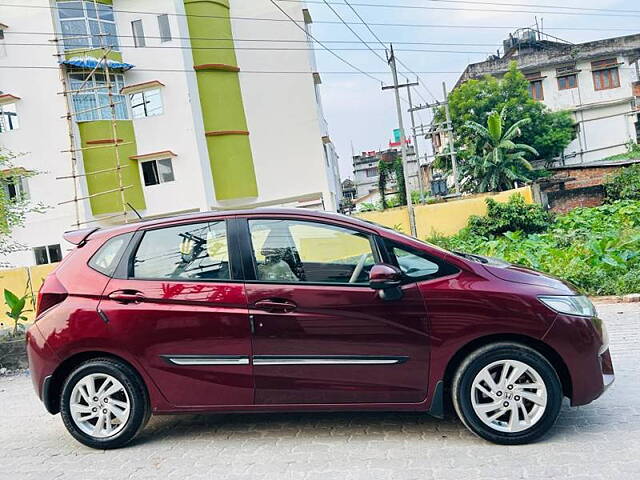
[{"left": 369, "top": 263, "right": 402, "bottom": 290}]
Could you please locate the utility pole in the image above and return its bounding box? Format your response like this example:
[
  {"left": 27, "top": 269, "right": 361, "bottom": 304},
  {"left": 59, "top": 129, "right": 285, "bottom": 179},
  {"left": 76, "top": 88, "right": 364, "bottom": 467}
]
[
  {"left": 383, "top": 45, "right": 418, "bottom": 237},
  {"left": 442, "top": 82, "right": 461, "bottom": 194},
  {"left": 406, "top": 85, "right": 426, "bottom": 203}
]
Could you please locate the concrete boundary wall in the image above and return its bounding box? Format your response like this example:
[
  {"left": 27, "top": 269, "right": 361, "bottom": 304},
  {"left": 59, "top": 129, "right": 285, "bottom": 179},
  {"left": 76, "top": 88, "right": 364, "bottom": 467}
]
[{"left": 356, "top": 186, "right": 534, "bottom": 239}]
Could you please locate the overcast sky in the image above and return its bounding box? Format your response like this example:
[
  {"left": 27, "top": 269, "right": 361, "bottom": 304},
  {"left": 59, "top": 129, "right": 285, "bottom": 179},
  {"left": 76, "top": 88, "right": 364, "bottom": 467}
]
[{"left": 298, "top": 0, "right": 639, "bottom": 179}]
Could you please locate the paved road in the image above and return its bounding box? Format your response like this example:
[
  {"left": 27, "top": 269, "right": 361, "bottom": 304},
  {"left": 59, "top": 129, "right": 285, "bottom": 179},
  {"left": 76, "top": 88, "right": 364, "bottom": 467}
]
[{"left": 1, "top": 303, "right": 639, "bottom": 480}]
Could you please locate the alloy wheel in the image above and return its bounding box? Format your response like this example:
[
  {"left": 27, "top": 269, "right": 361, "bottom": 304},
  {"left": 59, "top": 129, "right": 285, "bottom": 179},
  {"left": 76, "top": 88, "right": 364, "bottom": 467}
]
[
  {"left": 69, "top": 373, "right": 131, "bottom": 438},
  {"left": 470, "top": 359, "right": 547, "bottom": 433}
]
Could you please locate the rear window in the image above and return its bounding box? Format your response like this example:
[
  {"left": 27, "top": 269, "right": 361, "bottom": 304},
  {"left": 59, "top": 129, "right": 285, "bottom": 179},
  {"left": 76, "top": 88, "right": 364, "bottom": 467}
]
[{"left": 88, "top": 233, "right": 134, "bottom": 276}]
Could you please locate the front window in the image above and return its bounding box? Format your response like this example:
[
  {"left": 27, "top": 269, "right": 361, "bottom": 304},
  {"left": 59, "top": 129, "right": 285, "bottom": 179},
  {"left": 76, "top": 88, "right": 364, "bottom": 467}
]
[
  {"left": 130, "top": 89, "right": 163, "bottom": 118},
  {"left": 387, "top": 240, "right": 459, "bottom": 281},
  {"left": 57, "top": 0, "right": 118, "bottom": 51},
  {"left": 34, "top": 244, "right": 63, "bottom": 265},
  {"left": 133, "top": 221, "right": 230, "bottom": 281},
  {"left": 141, "top": 158, "right": 175, "bottom": 186},
  {"left": 592, "top": 59, "right": 620, "bottom": 91},
  {"left": 248, "top": 219, "right": 376, "bottom": 284},
  {"left": 69, "top": 71, "right": 128, "bottom": 121},
  {"left": 0, "top": 103, "right": 19, "bottom": 132}
]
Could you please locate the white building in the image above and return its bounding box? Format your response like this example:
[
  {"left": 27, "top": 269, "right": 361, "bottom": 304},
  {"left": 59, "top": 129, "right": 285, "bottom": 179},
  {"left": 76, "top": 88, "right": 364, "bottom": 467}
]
[
  {"left": 0, "top": 0, "right": 341, "bottom": 267},
  {"left": 457, "top": 29, "right": 640, "bottom": 165},
  {"left": 352, "top": 145, "right": 419, "bottom": 200}
]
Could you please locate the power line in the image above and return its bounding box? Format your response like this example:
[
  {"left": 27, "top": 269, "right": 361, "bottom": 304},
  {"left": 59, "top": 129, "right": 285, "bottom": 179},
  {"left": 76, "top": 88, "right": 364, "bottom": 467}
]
[
  {"left": 0, "top": 42, "right": 495, "bottom": 54},
  {"left": 278, "top": 0, "right": 640, "bottom": 18},
  {"left": 0, "top": 65, "right": 466, "bottom": 75},
  {"left": 2, "top": 31, "right": 506, "bottom": 46},
  {"left": 267, "top": 0, "right": 383, "bottom": 83},
  {"left": 1, "top": 3, "right": 638, "bottom": 30},
  {"left": 343, "top": 0, "right": 438, "bottom": 103}
]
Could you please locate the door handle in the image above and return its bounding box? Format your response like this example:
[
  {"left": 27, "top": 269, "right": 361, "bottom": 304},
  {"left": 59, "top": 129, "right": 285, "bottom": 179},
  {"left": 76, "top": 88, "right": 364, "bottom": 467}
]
[
  {"left": 108, "top": 290, "right": 146, "bottom": 304},
  {"left": 253, "top": 298, "right": 297, "bottom": 313}
]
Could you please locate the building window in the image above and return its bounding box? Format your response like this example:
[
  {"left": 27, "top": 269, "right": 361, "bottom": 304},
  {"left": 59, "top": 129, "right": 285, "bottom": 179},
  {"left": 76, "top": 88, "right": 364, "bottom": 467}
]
[
  {"left": 141, "top": 158, "right": 175, "bottom": 186},
  {"left": 34, "top": 245, "right": 62, "bottom": 265},
  {"left": 57, "top": 0, "right": 118, "bottom": 51},
  {"left": 130, "top": 89, "right": 163, "bottom": 118},
  {"left": 365, "top": 167, "right": 378, "bottom": 178},
  {"left": 556, "top": 66, "right": 578, "bottom": 90},
  {"left": 69, "top": 71, "right": 128, "bottom": 121},
  {"left": 0, "top": 103, "right": 19, "bottom": 132},
  {"left": 2, "top": 176, "right": 28, "bottom": 201},
  {"left": 528, "top": 78, "right": 544, "bottom": 100},
  {"left": 592, "top": 59, "right": 621, "bottom": 91},
  {"left": 132, "top": 19, "right": 145, "bottom": 47},
  {"left": 157, "top": 14, "right": 172, "bottom": 42}
]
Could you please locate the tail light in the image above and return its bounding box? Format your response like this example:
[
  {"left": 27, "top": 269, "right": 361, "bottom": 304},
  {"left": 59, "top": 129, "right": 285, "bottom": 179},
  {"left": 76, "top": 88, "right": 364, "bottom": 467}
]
[{"left": 36, "top": 273, "right": 68, "bottom": 318}]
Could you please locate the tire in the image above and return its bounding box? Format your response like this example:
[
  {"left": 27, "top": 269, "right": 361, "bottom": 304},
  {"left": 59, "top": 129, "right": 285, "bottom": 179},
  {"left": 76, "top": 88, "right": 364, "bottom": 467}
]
[
  {"left": 60, "top": 358, "right": 149, "bottom": 449},
  {"left": 452, "top": 342, "right": 562, "bottom": 445}
]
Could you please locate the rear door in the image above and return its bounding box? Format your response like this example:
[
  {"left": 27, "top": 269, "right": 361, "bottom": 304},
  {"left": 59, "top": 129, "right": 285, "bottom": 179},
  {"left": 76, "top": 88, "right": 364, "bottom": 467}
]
[
  {"left": 240, "top": 216, "right": 430, "bottom": 405},
  {"left": 98, "top": 218, "right": 253, "bottom": 408}
]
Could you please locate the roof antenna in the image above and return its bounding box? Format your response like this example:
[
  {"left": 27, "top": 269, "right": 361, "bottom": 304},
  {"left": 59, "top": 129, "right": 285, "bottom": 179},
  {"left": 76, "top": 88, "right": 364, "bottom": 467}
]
[{"left": 127, "top": 202, "right": 142, "bottom": 220}]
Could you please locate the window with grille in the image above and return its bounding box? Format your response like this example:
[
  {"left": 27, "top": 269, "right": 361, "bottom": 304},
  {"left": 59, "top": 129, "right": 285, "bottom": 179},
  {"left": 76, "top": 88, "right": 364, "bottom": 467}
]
[{"left": 69, "top": 71, "right": 128, "bottom": 121}]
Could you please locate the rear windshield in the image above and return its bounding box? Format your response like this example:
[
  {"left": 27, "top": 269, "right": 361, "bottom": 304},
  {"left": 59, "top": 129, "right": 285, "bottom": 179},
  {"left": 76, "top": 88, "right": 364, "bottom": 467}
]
[{"left": 88, "top": 233, "right": 134, "bottom": 276}]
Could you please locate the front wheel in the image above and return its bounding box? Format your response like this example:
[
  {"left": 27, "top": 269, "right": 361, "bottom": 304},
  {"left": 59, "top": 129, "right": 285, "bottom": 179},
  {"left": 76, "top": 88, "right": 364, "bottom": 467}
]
[
  {"left": 452, "top": 342, "right": 563, "bottom": 445},
  {"left": 60, "top": 358, "right": 149, "bottom": 449}
]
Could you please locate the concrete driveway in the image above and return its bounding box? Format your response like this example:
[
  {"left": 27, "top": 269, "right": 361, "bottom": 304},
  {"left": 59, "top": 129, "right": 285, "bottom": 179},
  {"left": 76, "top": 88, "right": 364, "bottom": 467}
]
[{"left": 1, "top": 303, "right": 638, "bottom": 480}]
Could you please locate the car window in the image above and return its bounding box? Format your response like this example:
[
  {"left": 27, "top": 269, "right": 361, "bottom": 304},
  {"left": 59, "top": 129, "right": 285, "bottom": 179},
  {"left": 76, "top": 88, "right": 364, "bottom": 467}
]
[
  {"left": 248, "top": 219, "right": 375, "bottom": 284},
  {"left": 132, "top": 221, "right": 230, "bottom": 281},
  {"left": 88, "top": 232, "right": 133, "bottom": 276},
  {"left": 387, "top": 241, "right": 459, "bottom": 280}
]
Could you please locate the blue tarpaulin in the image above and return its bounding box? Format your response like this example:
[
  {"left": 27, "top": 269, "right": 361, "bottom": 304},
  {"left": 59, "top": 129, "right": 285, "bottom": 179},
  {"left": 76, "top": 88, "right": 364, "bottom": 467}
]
[{"left": 60, "top": 56, "right": 135, "bottom": 71}]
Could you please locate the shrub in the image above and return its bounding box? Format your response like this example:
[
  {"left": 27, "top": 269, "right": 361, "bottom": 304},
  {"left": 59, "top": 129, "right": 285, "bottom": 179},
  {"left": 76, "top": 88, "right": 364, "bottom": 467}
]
[
  {"left": 604, "top": 164, "right": 640, "bottom": 202},
  {"left": 466, "top": 194, "right": 553, "bottom": 237}
]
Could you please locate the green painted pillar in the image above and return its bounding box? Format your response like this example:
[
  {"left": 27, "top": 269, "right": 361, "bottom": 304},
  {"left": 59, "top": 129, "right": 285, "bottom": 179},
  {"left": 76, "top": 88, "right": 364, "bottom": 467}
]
[
  {"left": 183, "top": 0, "right": 258, "bottom": 201},
  {"left": 78, "top": 121, "right": 146, "bottom": 215}
]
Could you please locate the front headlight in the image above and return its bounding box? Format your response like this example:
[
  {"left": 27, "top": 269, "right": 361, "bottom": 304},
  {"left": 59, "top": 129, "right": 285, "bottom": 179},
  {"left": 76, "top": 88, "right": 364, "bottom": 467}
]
[
  {"left": 538, "top": 295, "right": 597, "bottom": 317},
  {"left": 598, "top": 319, "right": 609, "bottom": 355}
]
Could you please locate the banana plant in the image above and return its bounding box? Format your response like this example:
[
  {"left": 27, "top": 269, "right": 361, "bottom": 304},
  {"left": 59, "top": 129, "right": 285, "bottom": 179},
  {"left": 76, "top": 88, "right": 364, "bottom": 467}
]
[{"left": 4, "top": 289, "right": 29, "bottom": 336}]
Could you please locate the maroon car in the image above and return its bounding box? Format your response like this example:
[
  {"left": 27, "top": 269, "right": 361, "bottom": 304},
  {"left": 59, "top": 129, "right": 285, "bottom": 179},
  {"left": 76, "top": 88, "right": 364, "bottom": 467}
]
[{"left": 26, "top": 209, "right": 613, "bottom": 448}]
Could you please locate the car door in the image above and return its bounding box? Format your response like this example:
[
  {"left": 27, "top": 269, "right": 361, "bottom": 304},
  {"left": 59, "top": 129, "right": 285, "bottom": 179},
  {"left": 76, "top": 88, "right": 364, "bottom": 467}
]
[
  {"left": 239, "top": 216, "right": 430, "bottom": 405},
  {"left": 98, "top": 218, "right": 253, "bottom": 408}
]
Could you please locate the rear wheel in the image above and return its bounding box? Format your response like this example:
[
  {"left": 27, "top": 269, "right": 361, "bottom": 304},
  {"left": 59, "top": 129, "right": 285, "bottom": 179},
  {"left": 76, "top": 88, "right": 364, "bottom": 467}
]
[
  {"left": 452, "top": 342, "right": 562, "bottom": 445},
  {"left": 60, "top": 358, "right": 149, "bottom": 449}
]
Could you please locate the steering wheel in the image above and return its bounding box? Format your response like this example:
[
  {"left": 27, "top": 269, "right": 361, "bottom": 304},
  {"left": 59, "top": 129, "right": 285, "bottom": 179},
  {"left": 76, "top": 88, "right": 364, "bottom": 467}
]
[{"left": 349, "top": 253, "right": 369, "bottom": 283}]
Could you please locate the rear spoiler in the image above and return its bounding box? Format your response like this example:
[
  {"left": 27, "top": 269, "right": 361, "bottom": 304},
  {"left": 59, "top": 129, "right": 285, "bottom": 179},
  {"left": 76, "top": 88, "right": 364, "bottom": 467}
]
[{"left": 62, "top": 227, "right": 99, "bottom": 246}]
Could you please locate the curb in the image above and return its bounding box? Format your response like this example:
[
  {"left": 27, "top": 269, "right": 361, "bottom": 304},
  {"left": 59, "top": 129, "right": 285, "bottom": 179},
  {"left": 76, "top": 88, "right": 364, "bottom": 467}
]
[{"left": 591, "top": 294, "right": 640, "bottom": 304}]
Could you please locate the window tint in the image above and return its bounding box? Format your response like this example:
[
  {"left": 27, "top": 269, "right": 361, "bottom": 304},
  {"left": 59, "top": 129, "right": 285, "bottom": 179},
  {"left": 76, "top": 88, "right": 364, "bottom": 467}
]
[
  {"left": 387, "top": 241, "right": 459, "bottom": 280},
  {"left": 133, "top": 221, "right": 230, "bottom": 281},
  {"left": 248, "top": 219, "right": 375, "bottom": 284},
  {"left": 89, "top": 233, "right": 133, "bottom": 276}
]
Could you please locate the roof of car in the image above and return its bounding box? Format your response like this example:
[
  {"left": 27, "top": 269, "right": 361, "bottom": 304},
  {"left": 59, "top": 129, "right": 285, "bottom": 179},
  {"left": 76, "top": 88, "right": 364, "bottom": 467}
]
[{"left": 83, "top": 208, "right": 384, "bottom": 240}]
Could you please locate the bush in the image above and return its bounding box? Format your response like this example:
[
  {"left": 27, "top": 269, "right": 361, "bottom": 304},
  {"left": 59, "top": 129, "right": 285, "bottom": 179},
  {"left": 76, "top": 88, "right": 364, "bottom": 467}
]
[
  {"left": 466, "top": 194, "right": 553, "bottom": 237},
  {"left": 604, "top": 164, "right": 640, "bottom": 202},
  {"left": 428, "top": 200, "right": 640, "bottom": 296}
]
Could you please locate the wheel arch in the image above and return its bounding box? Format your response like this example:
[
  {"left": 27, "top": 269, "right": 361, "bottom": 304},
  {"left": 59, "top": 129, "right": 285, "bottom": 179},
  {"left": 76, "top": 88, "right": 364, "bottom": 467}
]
[
  {"left": 441, "top": 333, "right": 572, "bottom": 412},
  {"left": 44, "top": 351, "right": 149, "bottom": 415}
]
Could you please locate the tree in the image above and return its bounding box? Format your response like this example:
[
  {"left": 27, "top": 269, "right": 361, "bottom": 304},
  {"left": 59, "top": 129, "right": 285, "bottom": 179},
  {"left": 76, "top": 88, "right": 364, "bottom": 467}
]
[
  {"left": 0, "top": 149, "right": 44, "bottom": 262},
  {"left": 463, "top": 108, "right": 538, "bottom": 193},
  {"left": 436, "top": 62, "right": 575, "bottom": 169},
  {"left": 378, "top": 152, "right": 406, "bottom": 209}
]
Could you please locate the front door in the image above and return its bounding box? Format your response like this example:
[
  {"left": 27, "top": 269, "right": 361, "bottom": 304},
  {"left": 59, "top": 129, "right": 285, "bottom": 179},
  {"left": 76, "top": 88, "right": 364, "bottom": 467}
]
[
  {"left": 98, "top": 218, "right": 253, "bottom": 408},
  {"left": 241, "top": 217, "right": 430, "bottom": 405}
]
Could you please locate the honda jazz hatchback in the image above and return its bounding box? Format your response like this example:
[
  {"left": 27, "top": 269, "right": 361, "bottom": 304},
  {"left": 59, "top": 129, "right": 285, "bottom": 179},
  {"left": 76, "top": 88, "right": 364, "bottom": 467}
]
[{"left": 26, "top": 209, "right": 614, "bottom": 449}]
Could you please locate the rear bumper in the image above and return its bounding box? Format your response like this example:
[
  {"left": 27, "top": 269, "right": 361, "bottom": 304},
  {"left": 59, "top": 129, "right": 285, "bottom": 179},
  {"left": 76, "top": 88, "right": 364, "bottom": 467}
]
[{"left": 26, "top": 324, "right": 59, "bottom": 411}]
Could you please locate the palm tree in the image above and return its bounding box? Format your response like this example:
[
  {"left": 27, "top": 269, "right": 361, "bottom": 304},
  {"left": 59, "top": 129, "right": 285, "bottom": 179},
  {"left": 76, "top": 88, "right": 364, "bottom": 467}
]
[{"left": 463, "top": 108, "right": 539, "bottom": 193}]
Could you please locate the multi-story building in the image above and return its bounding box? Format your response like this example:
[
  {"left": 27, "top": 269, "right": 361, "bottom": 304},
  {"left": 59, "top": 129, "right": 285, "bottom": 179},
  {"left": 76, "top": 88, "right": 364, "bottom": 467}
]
[
  {"left": 457, "top": 29, "right": 640, "bottom": 165},
  {"left": 352, "top": 145, "right": 418, "bottom": 199},
  {"left": 0, "top": 0, "right": 341, "bottom": 267}
]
